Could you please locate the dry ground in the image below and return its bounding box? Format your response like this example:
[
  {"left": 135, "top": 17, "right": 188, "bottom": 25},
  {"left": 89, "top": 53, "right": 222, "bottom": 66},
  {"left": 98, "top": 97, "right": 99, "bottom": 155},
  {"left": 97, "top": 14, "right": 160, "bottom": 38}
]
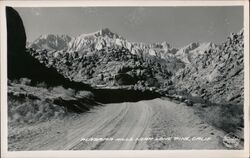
[{"left": 9, "top": 98, "right": 242, "bottom": 150}]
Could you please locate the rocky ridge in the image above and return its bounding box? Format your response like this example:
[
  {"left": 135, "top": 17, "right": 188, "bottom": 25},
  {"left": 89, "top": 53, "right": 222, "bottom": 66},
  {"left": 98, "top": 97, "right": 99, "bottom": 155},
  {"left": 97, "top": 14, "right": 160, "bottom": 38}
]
[
  {"left": 29, "top": 28, "right": 179, "bottom": 59},
  {"left": 173, "top": 30, "right": 244, "bottom": 104}
]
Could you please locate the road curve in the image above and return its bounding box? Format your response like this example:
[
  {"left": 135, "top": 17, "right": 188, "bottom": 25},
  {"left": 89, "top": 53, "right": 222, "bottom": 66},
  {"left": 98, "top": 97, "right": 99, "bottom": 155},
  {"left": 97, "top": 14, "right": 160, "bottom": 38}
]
[{"left": 18, "top": 98, "right": 229, "bottom": 150}]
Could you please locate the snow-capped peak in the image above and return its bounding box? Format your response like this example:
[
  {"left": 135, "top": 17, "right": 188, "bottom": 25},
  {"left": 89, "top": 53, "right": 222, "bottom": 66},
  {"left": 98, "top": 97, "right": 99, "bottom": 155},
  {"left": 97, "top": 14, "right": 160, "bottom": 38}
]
[
  {"left": 29, "top": 34, "right": 72, "bottom": 51},
  {"left": 38, "top": 34, "right": 71, "bottom": 41},
  {"left": 77, "top": 28, "right": 120, "bottom": 40},
  {"left": 193, "top": 42, "right": 215, "bottom": 52}
]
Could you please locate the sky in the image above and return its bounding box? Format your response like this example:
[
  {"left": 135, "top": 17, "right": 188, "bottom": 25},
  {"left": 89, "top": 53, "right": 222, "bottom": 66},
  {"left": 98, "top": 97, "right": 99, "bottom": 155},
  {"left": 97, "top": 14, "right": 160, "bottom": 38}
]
[{"left": 15, "top": 6, "right": 243, "bottom": 48}]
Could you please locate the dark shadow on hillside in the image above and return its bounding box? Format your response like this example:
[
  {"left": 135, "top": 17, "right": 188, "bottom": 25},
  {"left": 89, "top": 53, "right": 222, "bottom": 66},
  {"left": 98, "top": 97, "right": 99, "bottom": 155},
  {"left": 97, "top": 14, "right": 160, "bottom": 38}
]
[
  {"left": 93, "top": 89, "right": 161, "bottom": 104},
  {"left": 6, "top": 6, "right": 92, "bottom": 91}
]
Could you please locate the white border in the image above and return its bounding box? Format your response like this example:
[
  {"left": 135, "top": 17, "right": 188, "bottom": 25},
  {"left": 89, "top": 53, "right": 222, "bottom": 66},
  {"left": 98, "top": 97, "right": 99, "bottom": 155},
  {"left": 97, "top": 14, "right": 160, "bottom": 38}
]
[
  {"left": 0, "top": 0, "right": 248, "bottom": 7},
  {"left": 0, "top": 1, "right": 249, "bottom": 158}
]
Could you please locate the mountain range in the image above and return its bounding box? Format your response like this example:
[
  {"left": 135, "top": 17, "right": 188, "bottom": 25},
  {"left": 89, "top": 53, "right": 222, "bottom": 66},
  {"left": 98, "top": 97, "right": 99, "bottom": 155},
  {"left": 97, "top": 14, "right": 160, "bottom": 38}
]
[{"left": 28, "top": 28, "right": 218, "bottom": 61}]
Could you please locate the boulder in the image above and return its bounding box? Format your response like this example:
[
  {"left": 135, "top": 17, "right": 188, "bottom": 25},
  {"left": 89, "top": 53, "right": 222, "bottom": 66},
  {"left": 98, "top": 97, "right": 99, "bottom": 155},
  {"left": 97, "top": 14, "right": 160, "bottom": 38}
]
[{"left": 184, "top": 99, "right": 193, "bottom": 106}]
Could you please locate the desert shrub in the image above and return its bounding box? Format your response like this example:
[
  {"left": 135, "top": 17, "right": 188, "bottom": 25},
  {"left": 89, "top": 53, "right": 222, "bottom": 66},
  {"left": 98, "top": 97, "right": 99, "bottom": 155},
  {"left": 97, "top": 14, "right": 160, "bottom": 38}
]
[
  {"left": 52, "top": 86, "right": 76, "bottom": 97},
  {"left": 176, "top": 89, "right": 189, "bottom": 97},
  {"left": 8, "top": 97, "right": 66, "bottom": 125},
  {"left": 76, "top": 90, "right": 94, "bottom": 99},
  {"left": 19, "top": 78, "right": 31, "bottom": 85},
  {"left": 12, "top": 79, "right": 19, "bottom": 84},
  {"left": 36, "top": 82, "right": 48, "bottom": 88},
  {"left": 195, "top": 103, "right": 243, "bottom": 133},
  {"left": 64, "top": 88, "right": 75, "bottom": 97},
  {"left": 8, "top": 79, "right": 12, "bottom": 86},
  {"left": 146, "top": 77, "right": 160, "bottom": 87},
  {"left": 217, "top": 104, "right": 243, "bottom": 131},
  {"left": 115, "top": 73, "right": 137, "bottom": 85},
  {"left": 118, "top": 66, "right": 132, "bottom": 73}
]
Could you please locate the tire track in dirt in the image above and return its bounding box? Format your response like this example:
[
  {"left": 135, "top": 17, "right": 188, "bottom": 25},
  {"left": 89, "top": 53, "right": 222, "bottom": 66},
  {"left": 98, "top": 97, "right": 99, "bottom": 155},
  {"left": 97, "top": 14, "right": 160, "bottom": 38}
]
[
  {"left": 64, "top": 103, "right": 130, "bottom": 150},
  {"left": 26, "top": 103, "right": 129, "bottom": 150},
  {"left": 93, "top": 101, "right": 152, "bottom": 150},
  {"left": 18, "top": 98, "right": 230, "bottom": 150},
  {"left": 146, "top": 99, "right": 227, "bottom": 149},
  {"left": 70, "top": 103, "right": 131, "bottom": 150}
]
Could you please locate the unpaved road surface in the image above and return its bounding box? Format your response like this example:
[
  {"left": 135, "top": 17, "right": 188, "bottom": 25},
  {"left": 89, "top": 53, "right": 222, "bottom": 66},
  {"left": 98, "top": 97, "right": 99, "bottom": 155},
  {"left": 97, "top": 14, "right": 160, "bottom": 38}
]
[{"left": 9, "top": 98, "right": 230, "bottom": 150}]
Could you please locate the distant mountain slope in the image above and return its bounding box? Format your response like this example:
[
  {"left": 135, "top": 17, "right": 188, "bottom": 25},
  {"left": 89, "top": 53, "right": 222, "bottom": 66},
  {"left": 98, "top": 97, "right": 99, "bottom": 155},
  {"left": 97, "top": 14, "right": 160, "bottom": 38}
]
[
  {"left": 29, "top": 34, "right": 72, "bottom": 51},
  {"left": 175, "top": 42, "right": 219, "bottom": 64}
]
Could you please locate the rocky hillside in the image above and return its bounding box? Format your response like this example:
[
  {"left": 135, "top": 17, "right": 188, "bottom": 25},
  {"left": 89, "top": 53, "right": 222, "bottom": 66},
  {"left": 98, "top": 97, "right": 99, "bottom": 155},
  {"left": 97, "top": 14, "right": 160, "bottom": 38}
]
[
  {"left": 28, "top": 46, "right": 183, "bottom": 89},
  {"left": 28, "top": 27, "right": 244, "bottom": 105},
  {"left": 175, "top": 42, "right": 219, "bottom": 64},
  {"left": 28, "top": 29, "right": 185, "bottom": 88},
  {"left": 173, "top": 30, "right": 244, "bottom": 105}
]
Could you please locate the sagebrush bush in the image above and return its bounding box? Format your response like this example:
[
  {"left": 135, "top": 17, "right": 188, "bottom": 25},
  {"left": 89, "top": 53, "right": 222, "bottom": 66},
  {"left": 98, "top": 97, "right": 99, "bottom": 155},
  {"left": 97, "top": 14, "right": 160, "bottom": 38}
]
[
  {"left": 36, "top": 82, "right": 48, "bottom": 88},
  {"left": 52, "top": 86, "right": 76, "bottom": 97},
  {"left": 19, "top": 78, "right": 31, "bottom": 85},
  {"left": 8, "top": 83, "right": 94, "bottom": 126},
  {"left": 76, "top": 90, "right": 94, "bottom": 99},
  {"left": 195, "top": 103, "right": 243, "bottom": 133},
  {"left": 8, "top": 97, "right": 66, "bottom": 125}
]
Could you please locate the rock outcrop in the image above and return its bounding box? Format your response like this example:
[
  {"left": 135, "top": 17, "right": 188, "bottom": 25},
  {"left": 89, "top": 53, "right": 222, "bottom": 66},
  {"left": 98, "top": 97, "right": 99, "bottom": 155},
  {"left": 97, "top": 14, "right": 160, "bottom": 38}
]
[{"left": 173, "top": 30, "right": 244, "bottom": 105}]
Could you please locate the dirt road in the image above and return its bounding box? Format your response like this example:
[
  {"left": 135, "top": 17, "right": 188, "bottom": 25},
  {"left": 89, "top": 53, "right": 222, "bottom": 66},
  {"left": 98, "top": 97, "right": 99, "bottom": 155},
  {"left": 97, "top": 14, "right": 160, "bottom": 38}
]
[{"left": 9, "top": 98, "right": 229, "bottom": 150}]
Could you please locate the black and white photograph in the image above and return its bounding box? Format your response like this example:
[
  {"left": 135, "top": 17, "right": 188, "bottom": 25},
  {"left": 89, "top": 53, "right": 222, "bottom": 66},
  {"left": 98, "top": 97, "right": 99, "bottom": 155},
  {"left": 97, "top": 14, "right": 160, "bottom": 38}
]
[{"left": 1, "top": 1, "right": 249, "bottom": 158}]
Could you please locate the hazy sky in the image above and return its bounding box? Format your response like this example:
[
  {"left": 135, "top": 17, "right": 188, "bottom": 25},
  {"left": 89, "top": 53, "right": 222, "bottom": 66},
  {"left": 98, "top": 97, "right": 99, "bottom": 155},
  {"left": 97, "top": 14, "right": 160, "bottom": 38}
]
[{"left": 14, "top": 7, "right": 243, "bottom": 48}]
